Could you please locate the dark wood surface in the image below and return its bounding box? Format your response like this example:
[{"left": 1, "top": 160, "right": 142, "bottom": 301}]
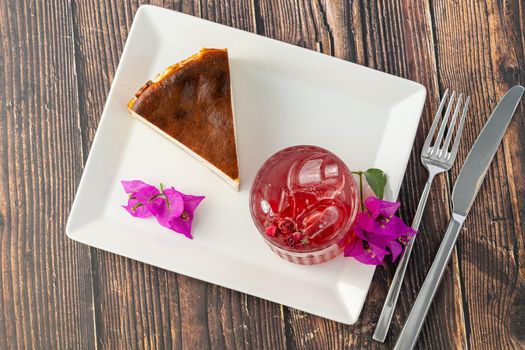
[{"left": 1, "top": 0, "right": 524, "bottom": 349}]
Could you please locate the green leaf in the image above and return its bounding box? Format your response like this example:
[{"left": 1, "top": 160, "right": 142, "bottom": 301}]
[{"left": 364, "top": 168, "right": 387, "bottom": 199}]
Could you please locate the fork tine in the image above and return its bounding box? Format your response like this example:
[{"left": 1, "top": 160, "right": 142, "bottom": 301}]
[
  {"left": 448, "top": 96, "right": 470, "bottom": 161},
  {"left": 432, "top": 91, "right": 456, "bottom": 156},
  {"left": 440, "top": 93, "right": 463, "bottom": 156},
  {"left": 423, "top": 89, "right": 449, "bottom": 154}
]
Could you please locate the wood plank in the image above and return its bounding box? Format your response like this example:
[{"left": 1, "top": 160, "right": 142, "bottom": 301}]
[
  {"left": 252, "top": 2, "right": 367, "bottom": 348},
  {"left": 358, "top": 1, "right": 469, "bottom": 349},
  {"left": 72, "top": 1, "right": 287, "bottom": 348},
  {"left": 430, "top": 0, "right": 525, "bottom": 349},
  {"left": 0, "top": 0, "right": 95, "bottom": 349},
  {"left": 73, "top": 1, "right": 200, "bottom": 347}
]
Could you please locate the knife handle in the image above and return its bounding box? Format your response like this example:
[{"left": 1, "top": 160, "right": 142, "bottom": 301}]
[{"left": 393, "top": 213, "right": 465, "bottom": 350}]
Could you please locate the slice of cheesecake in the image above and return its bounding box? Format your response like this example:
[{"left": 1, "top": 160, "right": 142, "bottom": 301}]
[{"left": 128, "top": 48, "right": 240, "bottom": 190}]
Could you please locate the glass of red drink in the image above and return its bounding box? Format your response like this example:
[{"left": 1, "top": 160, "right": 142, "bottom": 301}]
[{"left": 249, "top": 145, "right": 359, "bottom": 265}]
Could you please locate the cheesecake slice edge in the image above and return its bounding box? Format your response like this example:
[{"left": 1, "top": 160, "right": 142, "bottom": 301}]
[{"left": 127, "top": 48, "right": 240, "bottom": 191}]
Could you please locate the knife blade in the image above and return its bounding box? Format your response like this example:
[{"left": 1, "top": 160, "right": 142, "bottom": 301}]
[
  {"left": 394, "top": 85, "right": 524, "bottom": 350},
  {"left": 452, "top": 85, "right": 524, "bottom": 216}
]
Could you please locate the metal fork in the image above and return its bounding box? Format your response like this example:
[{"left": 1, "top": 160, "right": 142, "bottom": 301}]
[{"left": 372, "top": 90, "right": 470, "bottom": 342}]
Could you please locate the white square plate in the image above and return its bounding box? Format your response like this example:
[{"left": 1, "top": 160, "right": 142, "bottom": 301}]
[{"left": 67, "top": 5, "right": 426, "bottom": 325}]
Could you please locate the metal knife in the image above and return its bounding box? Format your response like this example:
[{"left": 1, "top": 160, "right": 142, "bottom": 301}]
[{"left": 393, "top": 85, "right": 524, "bottom": 350}]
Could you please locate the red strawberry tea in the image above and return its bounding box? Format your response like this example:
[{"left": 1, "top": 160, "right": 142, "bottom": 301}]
[{"left": 249, "top": 145, "right": 359, "bottom": 264}]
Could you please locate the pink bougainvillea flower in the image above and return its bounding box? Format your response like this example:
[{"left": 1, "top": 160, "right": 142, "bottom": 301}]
[
  {"left": 344, "top": 197, "right": 416, "bottom": 265},
  {"left": 122, "top": 197, "right": 152, "bottom": 218},
  {"left": 121, "top": 180, "right": 204, "bottom": 239},
  {"left": 169, "top": 192, "right": 205, "bottom": 239},
  {"left": 147, "top": 187, "right": 184, "bottom": 228},
  {"left": 365, "top": 196, "right": 400, "bottom": 220},
  {"left": 344, "top": 235, "right": 388, "bottom": 265},
  {"left": 388, "top": 239, "right": 403, "bottom": 262},
  {"left": 121, "top": 180, "right": 152, "bottom": 193},
  {"left": 121, "top": 180, "right": 157, "bottom": 218},
  {"left": 135, "top": 186, "right": 160, "bottom": 203}
]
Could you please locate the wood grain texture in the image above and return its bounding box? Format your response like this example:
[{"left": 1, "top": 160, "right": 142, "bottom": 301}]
[
  {"left": 0, "top": 0, "right": 95, "bottom": 349},
  {"left": 430, "top": 1, "right": 525, "bottom": 349},
  {"left": 359, "top": 1, "right": 469, "bottom": 349},
  {"left": 1, "top": 0, "right": 524, "bottom": 349},
  {"left": 348, "top": 1, "right": 468, "bottom": 349}
]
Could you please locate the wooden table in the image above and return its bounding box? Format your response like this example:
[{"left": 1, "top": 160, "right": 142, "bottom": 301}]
[{"left": 1, "top": 1, "right": 524, "bottom": 349}]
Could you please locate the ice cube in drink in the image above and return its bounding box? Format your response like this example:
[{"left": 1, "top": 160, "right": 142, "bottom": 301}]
[{"left": 249, "top": 145, "right": 359, "bottom": 264}]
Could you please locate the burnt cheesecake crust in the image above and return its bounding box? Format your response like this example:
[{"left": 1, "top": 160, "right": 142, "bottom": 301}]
[{"left": 128, "top": 48, "right": 240, "bottom": 189}]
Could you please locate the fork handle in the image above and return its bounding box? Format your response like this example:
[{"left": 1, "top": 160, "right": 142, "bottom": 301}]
[
  {"left": 372, "top": 174, "right": 435, "bottom": 342},
  {"left": 393, "top": 214, "right": 465, "bottom": 350}
]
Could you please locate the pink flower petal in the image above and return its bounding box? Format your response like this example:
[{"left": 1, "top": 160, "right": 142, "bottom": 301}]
[
  {"left": 180, "top": 193, "right": 206, "bottom": 212},
  {"left": 122, "top": 200, "right": 152, "bottom": 218},
  {"left": 163, "top": 188, "right": 185, "bottom": 216},
  {"left": 345, "top": 196, "right": 418, "bottom": 265},
  {"left": 355, "top": 212, "right": 381, "bottom": 233},
  {"left": 146, "top": 197, "right": 165, "bottom": 217},
  {"left": 121, "top": 180, "right": 152, "bottom": 194},
  {"left": 135, "top": 186, "right": 160, "bottom": 203},
  {"left": 367, "top": 240, "right": 389, "bottom": 261},
  {"left": 388, "top": 240, "right": 403, "bottom": 263},
  {"left": 344, "top": 238, "right": 383, "bottom": 265},
  {"left": 149, "top": 189, "right": 184, "bottom": 228},
  {"left": 169, "top": 216, "right": 193, "bottom": 239},
  {"left": 365, "top": 197, "right": 400, "bottom": 219},
  {"left": 384, "top": 216, "right": 416, "bottom": 237},
  {"left": 167, "top": 190, "right": 205, "bottom": 238}
]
